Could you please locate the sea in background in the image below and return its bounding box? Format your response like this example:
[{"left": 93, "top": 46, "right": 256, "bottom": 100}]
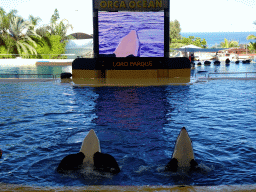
[{"left": 181, "top": 32, "right": 256, "bottom": 48}]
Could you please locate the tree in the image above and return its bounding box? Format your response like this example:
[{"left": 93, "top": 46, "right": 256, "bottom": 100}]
[
  {"left": 48, "top": 9, "right": 74, "bottom": 42},
  {"left": 29, "top": 34, "right": 67, "bottom": 59},
  {"left": 0, "top": 8, "right": 18, "bottom": 56},
  {"left": 35, "top": 25, "right": 51, "bottom": 37},
  {"left": 246, "top": 35, "right": 256, "bottom": 52},
  {"left": 28, "top": 15, "right": 42, "bottom": 30},
  {"left": 0, "top": 8, "right": 18, "bottom": 34},
  {"left": 247, "top": 34, "right": 256, "bottom": 40},
  {"left": 50, "top": 8, "right": 60, "bottom": 24},
  {"left": 220, "top": 38, "right": 239, "bottom": 48},
  {"left": 170, "top": 19, "right": 181, "bottom": 44},
  {"left": 170, "top": 36, "right": 207, "bottom": 49},
  {"left": 9, "top": 16, "right": 41, "bottom": 58},
  {"left": 48, "top": 19, "right": 74, "bottom": 42}
]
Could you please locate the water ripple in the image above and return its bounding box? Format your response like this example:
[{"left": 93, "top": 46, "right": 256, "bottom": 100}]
[{"left": 0, "top": 80, "right": 256, "bottom": 186}]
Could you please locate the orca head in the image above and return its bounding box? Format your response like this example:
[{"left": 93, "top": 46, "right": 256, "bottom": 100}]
[
  {"left": 57, "top": 152, "right": 85, "bottom": 173},
  {"left": 93, "top": 152, "right": 120, "bottom": 174}
]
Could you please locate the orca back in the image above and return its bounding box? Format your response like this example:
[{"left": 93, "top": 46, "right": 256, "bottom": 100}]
[
  {"left": 93, "top": 152, "right": 120, "bottom": 174},
  {"left": 57, "top": 152, "right": 85, "bottom": 173}
]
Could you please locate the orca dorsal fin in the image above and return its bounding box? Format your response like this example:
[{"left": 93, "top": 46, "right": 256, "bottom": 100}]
[
  {"left": 80, "top": 129, "right": 101, "bottom": 165},
  {"left": 172, "top": 127, "right": 194, "bottom": 167}
]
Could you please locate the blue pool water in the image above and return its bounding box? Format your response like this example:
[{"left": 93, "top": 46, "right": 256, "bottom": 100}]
[
  {"left": 0, "top": 65, "right": 72, "bottom": 78},
  {"left": 192, "top": 61, "right": 256, "bottom": 78},
  {"left": 0, "top": 78, "right": 256, "bottom": 186}
]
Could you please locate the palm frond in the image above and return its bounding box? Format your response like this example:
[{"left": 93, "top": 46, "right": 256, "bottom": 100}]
[
  {"left": 22, "top": 41, "right": 37, "bottom": 55},
  {"left": 16, "top": 41, "right": 22, "bottom": 55},
  {"left": 23, "top": 35, "right": 37, "bottom": 47},
  {"left": 247, "top": 35, "right": 256, "bottom": 40}
]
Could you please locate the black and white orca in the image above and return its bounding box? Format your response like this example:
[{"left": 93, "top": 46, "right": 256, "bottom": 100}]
[
  {"left": 57, "top": 129, "right": 120, "bottom": 174},
  {"left": 165, "top": 127, "right": 199, "bottom": 172}
]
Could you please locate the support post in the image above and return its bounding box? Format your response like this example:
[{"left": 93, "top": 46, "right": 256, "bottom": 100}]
[
  {"left": 164, "top": 0, "right": 170, "bottom": 58},
  {"left": 93, "top": 7, "right": 99, "bottom": 58}
]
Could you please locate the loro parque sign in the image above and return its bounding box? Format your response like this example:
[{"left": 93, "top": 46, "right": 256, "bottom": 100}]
[{"left": 94, "top": 0, "right": 168, "bottom": 11}]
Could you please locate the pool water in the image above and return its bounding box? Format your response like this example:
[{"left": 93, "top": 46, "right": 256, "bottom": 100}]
[
  {"left": 0, "top": 64, "right": 72, "bottom": 78},
  {"left": 0, "top": 79, "right": 256, "bottom": 186},
  {"left": 191, "top": 61, "right": 256, "bottom": 78}
]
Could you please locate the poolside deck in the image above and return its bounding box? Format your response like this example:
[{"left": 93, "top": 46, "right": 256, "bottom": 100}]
[{"left": 1, "top": 183, "right": 256, "bottom": 192}]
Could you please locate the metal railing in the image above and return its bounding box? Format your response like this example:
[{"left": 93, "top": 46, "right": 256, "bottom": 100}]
[
  {"left": 208, "top": 72, "right": 256, "bottom": 78},
  {"left": 0, "top": 74, "right": 61, "bottom": 79}
]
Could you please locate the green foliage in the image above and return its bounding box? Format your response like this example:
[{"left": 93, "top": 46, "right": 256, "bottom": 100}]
[
  {"left": 0, "top": 8, "right": 18, "bottom": 34},
  {"left": 29, "top": 34, "right": 67, "bottom": 59},
  {"left": 0, "top": 45, "right": 14, "bottom": 58},
  {"left": 0, "top": 34, "right": 16, "bottom": 54},
  {"left": 247, "top": 34, "right": 256, "bottom": 40},
  {"left": 248, "top": 42, "right": 256, "bottom": 51},
  {"left": 170, "top": 20, "right": 181, "bottom": 43},
  {"left": 8, "top": 16, "right": 40, "bottom": 57},
  {"left": 48, "top": 19, "right": 73, "bottom": 42},
  {"left": 220, "top": 38, "right": 239, "bottom": 48},
  {"left": 28, "top": 35, "right": 50, "bottom": 58},
  {"left": 48, "top": 35, "right": 67, "bottom": 58},
  {"left": 193, "top": 37, "right": 207, "bottom": 48},
  {"left": 28, "top": 15, "right": 42, "bottom": 30},
  {"left": 246, "top": 35, "right": 256, "bottom": 51},
  {"left": 50, "top": 9, "right": 60, "bottom": 24},
  {"left": 0, "top": 6, "right": 72, "bottom": 59},
  {"left": 170, "top": 36, "right": 207, "bottom": 49}
]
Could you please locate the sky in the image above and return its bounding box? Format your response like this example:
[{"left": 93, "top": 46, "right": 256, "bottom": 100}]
[{"left": 0, "top": 0, "right": 256, "bottom": 35}]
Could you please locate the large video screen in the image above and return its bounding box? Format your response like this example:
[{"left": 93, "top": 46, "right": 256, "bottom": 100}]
[{"left": 99, "top": 11, "right": 164, "bottom": 57}]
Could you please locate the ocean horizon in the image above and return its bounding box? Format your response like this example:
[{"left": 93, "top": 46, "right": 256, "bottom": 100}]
[{"left": 181, "top": 31, "right": 256, "bottom": 48}]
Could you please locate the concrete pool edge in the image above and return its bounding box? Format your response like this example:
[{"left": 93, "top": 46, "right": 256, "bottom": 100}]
[
  {"left": 0, "top": 78, "right": 195, "bottom": 86},
  {"left": 0, "top": 78, "right": 57, "bottom": 82},
  {"left": 0, "top": 59, "right": 74, "bottom": 66},
  {"left": 1, "top": 183, "right": 256, "bottom": 191}
]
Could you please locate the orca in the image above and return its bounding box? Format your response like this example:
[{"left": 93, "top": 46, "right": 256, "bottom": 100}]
[
  {"left": 57, "top": 152, "right": 85, "bottom": 173},
  {"left": 93, "top": 152, "right": 120, "bottom": 174},
  {"left": 165, "top": 127, "right": 199, "bottom": 172},
  {"left": 114, "top": 30, "right": 140, "bottom": 57},
  {"left": 57, "top": 129, "right": 120, "bottom": 174},
  {"left": 79, "top": 129, "right": 101, "bottom": 165}
]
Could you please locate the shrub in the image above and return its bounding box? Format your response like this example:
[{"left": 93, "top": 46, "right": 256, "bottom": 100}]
[
  {"left": 0, "top": 46, "right": 14, "bottom": 58},
  {"left": 29, "top": 34, "right": 67, "bottom": 59}
]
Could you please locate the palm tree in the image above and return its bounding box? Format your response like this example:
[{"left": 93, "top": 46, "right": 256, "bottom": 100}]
[
  {"left": 48, "top": 19, "right": 74, "bottom": 42},
  {"left": 35, "top": 25, "right": 50, "bottom": 37},
  {"left": 220, "top": 38, "right": 239, "bottom": 48},
  {"left": 0, "top": 8, "right": 18, "bottom": 34},
  {"left": 9, "top": 16, "right": 41, "bottom": 58},
  {"left": 246, "top": 35, "right": 256, "bottom": 52},
  {"left": 28, "top": 15, "right": 42, "bottom": 30},
  {"left": 0, "top": 9, "right": 18, "bottom": 56},
  {"left": 247, "top": 34, "right": 256, "bottom": 40}
]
